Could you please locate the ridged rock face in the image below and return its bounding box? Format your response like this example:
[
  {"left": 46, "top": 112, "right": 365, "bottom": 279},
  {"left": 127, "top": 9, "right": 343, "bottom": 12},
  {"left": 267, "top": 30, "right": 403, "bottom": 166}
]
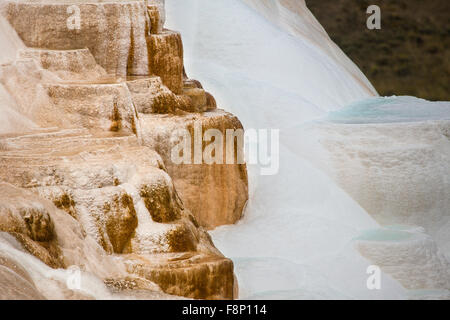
[
  {"left": 148, "top": 31, "right": 184, "bottom": 94},
  {"left": 0, "top": 183, "right": 179, "bottom": 300},
  {"left": 140, "top": 111, "right": 249, "bottom": 229},
  {"left": 18, "top": 48, "right": 108, "bottom": 81},
  {"left": 0, "top": 0, "right": 247, "bottom": 228},
  {"left": 47, "top": 82, "right": 139, "bottom": 134},
  {"left": 0, "top": 129, "right": 235, "bottom": 299},
  {"left": 0, "top": 0, "right": 247, "bottom": 300},
  {"left": 127, "top": 76, "right": 185, "bottom": 114},
  {"left": 0, "top": 184, "right": 61, "bottom": 269},
  {"left": 3, "top": 1, "right": 151, "bottom": 76},
  {"left": 2, "top": 0, "right": 184, "bottom": 91},
  {"left": 148, "top": 0, "right": 166, "bottom": 34},
  {"left": 126, "top": 253, "right": 235, "bottom": 300}
]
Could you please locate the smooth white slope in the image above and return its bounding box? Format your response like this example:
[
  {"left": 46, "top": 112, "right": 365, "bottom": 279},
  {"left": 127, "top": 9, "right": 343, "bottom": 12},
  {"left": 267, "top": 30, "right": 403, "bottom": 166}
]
[
  {"left": 166, "top": 0, "right": 406, "bottom": 299},
  {"left": 242, "top": 0, "right": 378, "bottom": 98},
  {"left": 167, "top": 0, "right": 375, "bottom": 116}
]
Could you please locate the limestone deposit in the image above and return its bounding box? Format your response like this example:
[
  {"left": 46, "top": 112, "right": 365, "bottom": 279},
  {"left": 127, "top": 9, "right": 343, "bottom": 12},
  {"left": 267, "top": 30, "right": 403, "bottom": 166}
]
[{"left": 0, "top": 0, "right": 248, "bottom": 300}]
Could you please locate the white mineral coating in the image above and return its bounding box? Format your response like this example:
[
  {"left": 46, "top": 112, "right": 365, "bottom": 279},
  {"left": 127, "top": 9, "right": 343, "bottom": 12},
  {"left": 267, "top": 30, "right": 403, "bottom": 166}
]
[
  {"left": 167, "top": 0, "right": 450, "bottom": 299},
  {"left": 293, "top": 96, "right": 450, "bottom": 253},
  {"left": 242, "top": 0, "right": 377, "bottom": 99},
  {"left": 326, "top": 121, "right": 450, "bottom": 250},
  {"left": 355, "top": 226, "right": 450, "bottom": 292}
]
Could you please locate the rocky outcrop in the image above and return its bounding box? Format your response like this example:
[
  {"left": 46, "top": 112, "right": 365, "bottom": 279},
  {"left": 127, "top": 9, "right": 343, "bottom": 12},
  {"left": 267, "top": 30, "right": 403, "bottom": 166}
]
[
  {"left": 148, "top": 30, "right": 184, "bottom": 94},
  {"left": 2, "top": 0, "right": 183, "bottom": 90},
  {"left": 140, "top": 111, "right": 249, "bottom": 229},
  {"left": 126, "top": 76, "right": 186, "bottom": 114},
  {"left": 0, "top": 183, "right": 180, "bottom": 300},
  {"left": 147, "top": 0, "right": 166, "bottom": 35},
  {"left": 18, "top": 48, "right": 108, "bottom": 81},
  {"left": 46, "top": 82, "right": 139, "bottom": 134},
  {"left": 126, "top": 252, "right": 234, "bottom": 299},
  {"left": 3, "top": 1, "right": 151, "bottom": 76},
  {"left": 0, "top": 183, "right": 61, "bottom": 269},
  {"left": 0, "top": 128, "right": 235, "bottom": 299},
  {"left": 0, "top": 0, "right": 248, "bottom": 299}
]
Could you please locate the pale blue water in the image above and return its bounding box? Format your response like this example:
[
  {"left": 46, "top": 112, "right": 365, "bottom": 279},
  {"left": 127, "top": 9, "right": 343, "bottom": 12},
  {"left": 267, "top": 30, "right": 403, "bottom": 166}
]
[
  {"left": 326, "top": 96, "right": 450, "bottom": 124},
  {"left": 355, "top": 228, "right": 414, "bottom": 242}
]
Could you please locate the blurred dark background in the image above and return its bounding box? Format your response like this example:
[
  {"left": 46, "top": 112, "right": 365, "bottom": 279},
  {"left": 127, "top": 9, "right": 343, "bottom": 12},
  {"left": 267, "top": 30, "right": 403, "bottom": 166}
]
[{"left": 306, "top": 0, "right": 449, "bottom": 101}]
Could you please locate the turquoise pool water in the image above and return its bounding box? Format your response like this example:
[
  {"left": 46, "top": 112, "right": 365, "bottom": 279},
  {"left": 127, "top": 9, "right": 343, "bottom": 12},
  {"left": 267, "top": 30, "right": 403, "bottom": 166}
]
[
  {"left": 326, "top": 96, "right": 450, "bottom": 124},
  {"left": 354, "top": 227, "right": 415, "bottom": 242}
]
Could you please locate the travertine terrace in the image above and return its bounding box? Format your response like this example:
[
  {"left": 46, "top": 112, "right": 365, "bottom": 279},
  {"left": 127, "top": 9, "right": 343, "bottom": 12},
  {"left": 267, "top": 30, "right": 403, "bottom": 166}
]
[{"left": 0, "top": 0, "right": 248, "bottom": 299}]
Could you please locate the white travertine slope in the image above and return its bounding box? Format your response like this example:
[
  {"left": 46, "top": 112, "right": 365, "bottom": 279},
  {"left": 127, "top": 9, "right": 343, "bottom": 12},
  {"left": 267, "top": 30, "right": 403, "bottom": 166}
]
[
  {"left": 166, "top": 0, "right": 450, "bottom": 299},
  {"left": 295, "top": 97, "right": 450, "bottom": 254},
  {"left": 242, "top": 0, "right": 378, "bottom": 98},
  {"left": 165, "top": 0, "right": 405, "bottom": 299},
  {"left": 167, "top": 0, "right": 376, "bottom": 116}
]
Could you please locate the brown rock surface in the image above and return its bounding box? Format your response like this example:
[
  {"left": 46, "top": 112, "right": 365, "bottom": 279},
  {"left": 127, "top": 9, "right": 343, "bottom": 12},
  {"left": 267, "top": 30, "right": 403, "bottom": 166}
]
[
  {"left": 0, "top": 0, "right": 247, "bottom": 299},
  {"left": 148, "top": 31, "right": 184, "bottom": 94},
  {"left": 3, "top": 1, "right": 183, "bottom": 91},
  {"left": 140, "top": 110, "right": 249, "bottom": 229},
  {"left": 0, "top": 129, "right": 236, "bottom": 298},
  {"left": 125, "top": 252, "right": 235, "bottom": 300},
  {"left": 3, "top": 0, "right": 151, "bottom": 76}
]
